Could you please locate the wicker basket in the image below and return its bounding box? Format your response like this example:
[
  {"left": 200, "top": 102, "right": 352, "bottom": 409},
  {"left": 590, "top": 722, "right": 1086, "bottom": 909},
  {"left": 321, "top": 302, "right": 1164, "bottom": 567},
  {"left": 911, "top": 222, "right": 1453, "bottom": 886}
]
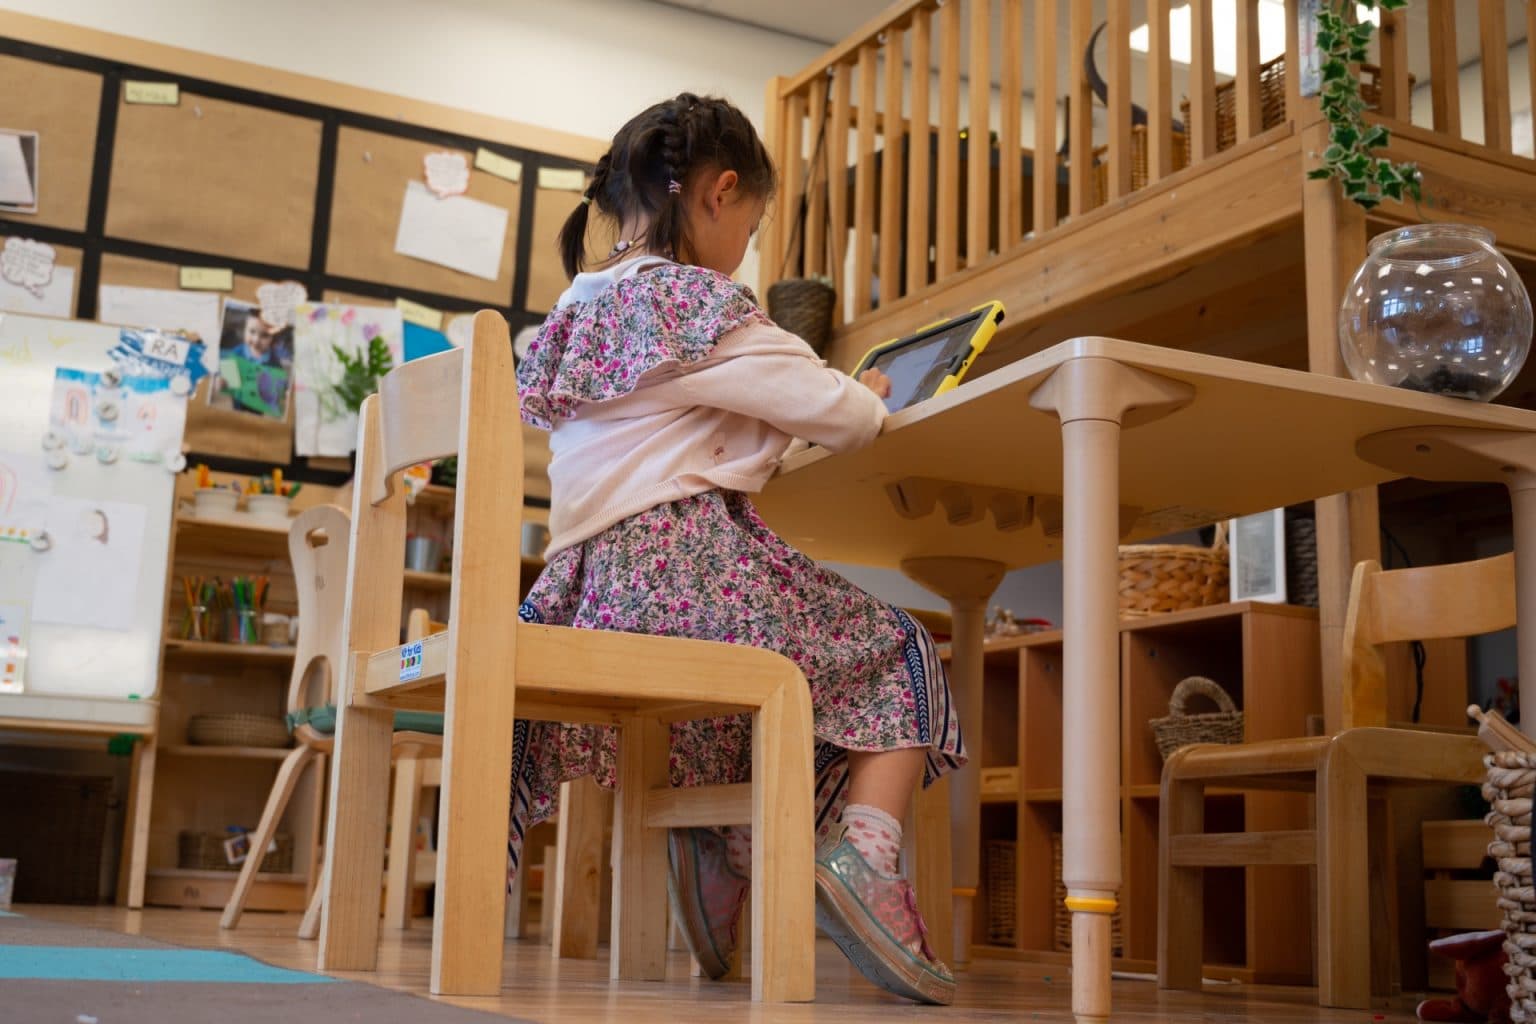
[
  {"left": 1118, "top": 525, "right": 1229, "bottom": 618},
  {"left": 984, "top": 839, "right": 1017, "bottom": 946},
  {"left": 178, "top": 830, "right": 293, "bottom": 873},
  {"left": 1483, "top": 751, "right": 1536, "bottom": 1019},
  {"left": 187, "top": 712, "right": 290, "bottom": 749},
  {"left": 1286, "top": 513, "right": 1319, "bottom": 608},
  {"left": 1151, "top": 676, "right": 1244, "bottom": 762},
  {"left": 1092, "top": 123, "right": 1191, "bottom": 207},
  {"left": 766, "top": 278, "right": 837, "bottom": 357},
  {"left": 1052, "top": 833, "right": 1123, "bottom": 954}
]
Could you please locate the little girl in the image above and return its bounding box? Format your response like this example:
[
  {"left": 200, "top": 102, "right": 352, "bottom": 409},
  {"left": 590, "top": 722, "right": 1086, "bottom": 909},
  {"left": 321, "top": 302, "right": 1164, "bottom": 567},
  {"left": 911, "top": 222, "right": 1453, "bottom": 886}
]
[{"left": 511, "top": 92, "right": 966, "bottom": 1006}]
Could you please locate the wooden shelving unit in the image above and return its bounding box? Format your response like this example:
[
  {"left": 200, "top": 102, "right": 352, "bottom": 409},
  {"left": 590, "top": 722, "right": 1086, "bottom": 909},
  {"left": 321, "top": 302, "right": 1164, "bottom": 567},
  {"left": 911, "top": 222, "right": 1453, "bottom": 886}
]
[{"left": 957, "top": 601, "right": 1321, "bottom": 984}]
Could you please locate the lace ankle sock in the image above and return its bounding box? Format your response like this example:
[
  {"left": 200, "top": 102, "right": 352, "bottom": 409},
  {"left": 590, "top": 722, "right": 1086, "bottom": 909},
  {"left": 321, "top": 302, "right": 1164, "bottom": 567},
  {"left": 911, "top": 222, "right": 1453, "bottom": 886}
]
[
  {"left": 842, "top": 803, "right": 903, "bottom": 876},
  {"left": 721, "top": 825, "right": 752, "bottom": 878}
]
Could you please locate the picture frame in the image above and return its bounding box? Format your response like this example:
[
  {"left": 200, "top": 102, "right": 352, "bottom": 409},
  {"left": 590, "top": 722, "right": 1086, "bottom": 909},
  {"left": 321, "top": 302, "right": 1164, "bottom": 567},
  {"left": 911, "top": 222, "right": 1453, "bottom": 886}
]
[{"left": 1229, "top": 508, "right": 1287, "bottom": 604}]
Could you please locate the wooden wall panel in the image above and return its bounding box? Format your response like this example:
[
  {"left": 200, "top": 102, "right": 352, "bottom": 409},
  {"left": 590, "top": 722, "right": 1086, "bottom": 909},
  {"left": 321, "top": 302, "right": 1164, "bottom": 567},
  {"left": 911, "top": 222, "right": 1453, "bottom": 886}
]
[
  {"left": 326, "top": 127, "right": 521, "bottom": 305},
  {"left": 0, "top": 54, "right": 101, "bottom": 231},
  {"left": 107, "top": 90, "right": 322, "bottom": 267},
  {"left": 525, "top": 181, "right": 587, "bottom": 313},
  {"left": 99, "top": 251, "right": 294, "bottom": 305}
]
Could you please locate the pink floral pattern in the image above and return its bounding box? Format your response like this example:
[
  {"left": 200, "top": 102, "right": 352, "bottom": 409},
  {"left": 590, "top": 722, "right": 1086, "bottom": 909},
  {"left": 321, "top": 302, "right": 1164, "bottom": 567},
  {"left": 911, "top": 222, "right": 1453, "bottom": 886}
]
[
  {"left": 517, "top": 263, "right": 768, "bottom": 429},
  {"left": 504, "top": 491, "right": 967, "bottom": 878}
]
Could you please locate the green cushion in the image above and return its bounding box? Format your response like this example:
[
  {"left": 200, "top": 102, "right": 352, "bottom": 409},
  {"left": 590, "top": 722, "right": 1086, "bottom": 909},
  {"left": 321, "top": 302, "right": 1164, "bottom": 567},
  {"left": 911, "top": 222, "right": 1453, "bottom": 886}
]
[{"left": 286, "top": 705, "right": 444, "bottom": 736}]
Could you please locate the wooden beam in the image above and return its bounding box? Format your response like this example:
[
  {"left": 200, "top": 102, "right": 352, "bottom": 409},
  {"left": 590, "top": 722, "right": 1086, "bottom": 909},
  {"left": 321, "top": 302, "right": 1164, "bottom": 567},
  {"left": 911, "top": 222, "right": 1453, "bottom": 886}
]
[
  {"left": 1067, "top": 0, "right": 1093, "bottom": 215},
  {"left": 781, "top": 90, "right": 807, "bottom": 280},
  {"left": 1000, "top": 0, "right": 1024, "bottom": 249},
  {"left": 760, "top": 76, "right": 787, "bottom": 295},
  {"left": 1428, "top": 0, "right": 1461, "bottom": 138},
  {"left": 1235, "top": 0, "right": 1262, "bottom": 141},
  {"left": 1107, "top": 0, "right": 1133, "bottom": 199},
  {"left": 853, "top": 42, "right": 879, "bottom": 315},
  {"left": 1032, "top": 0, "right": 1059, "bottom": 232},
  {"left": 880, "top": 26, "right": 906, "bottom": 307},
  {"left": 805, "top": 72, "right": 830, "bottom": 278},
  {"left": 1479, "top": 0, "right": 1511, "bottom": 152},
  {"left": 1147, "top": 0, "right": 1173, "bottom": 182},
  {"left": 827, "top": 63, "right": 852, "bottom": 322},
  {"left": 937, "top": 0, "right": 962, "bottom": 277},
  {"left": 781, "top": 0, "right": 930, "bottom": 97},
  {"left": 1378, "top": 7, "right": 1411, "bottom": 121},
  {"left": 1169, "top": 830, "right": 1318, "bottom": 867},
  {"left": 968, "top": 0, "right": 993, "bottom": 267},
  {"left": 1190, "top": 0, "right": 1218, "bottom": 161},
  {"left": 906, "top": 7, "right": 933, "bottom": 295}
]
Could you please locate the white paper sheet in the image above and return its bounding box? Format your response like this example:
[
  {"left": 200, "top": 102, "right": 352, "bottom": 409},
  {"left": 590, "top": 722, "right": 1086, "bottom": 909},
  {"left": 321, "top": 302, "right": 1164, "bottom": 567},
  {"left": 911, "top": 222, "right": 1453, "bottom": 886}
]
[
  {"left": 394, "top": 180, "right": 508, "bottom": 281},
  {"left": 0, "top": 132, "right": 36, "bottom": 209},
  {"left": 31, "top": 496, "right": 147, "bottom": 632},
  {"left": 0, "top": 263, "right": 73, "bottom": 318},
  {"left": 98, "top": 285, "right": 221, "bottom": 376},
  {"left": 0, "top": 449, "right": 53, "bottom": 547},
  {"left": 0, "top": 602, "right": 29, "bottom": 693},
  {"left": 291, "top": 302, "right": 404, "bottom": 457}
]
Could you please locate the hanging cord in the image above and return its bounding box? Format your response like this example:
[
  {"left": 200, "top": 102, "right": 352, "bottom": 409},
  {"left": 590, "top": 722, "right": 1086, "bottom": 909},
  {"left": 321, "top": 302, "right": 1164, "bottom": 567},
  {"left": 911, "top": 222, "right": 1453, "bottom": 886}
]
[
  {"left": 778, "top": 76, "right": 833, "bottom": 282},
  {"left": 1380, "top": 525, "right": 1428, "bottom": 723}
]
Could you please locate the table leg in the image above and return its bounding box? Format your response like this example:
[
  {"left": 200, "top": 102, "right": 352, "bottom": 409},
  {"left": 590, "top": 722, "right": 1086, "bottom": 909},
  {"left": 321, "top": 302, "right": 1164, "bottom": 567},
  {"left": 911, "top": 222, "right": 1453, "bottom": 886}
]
[
  {"left": 902, "top": 557, "right": 1004, "bottom": 967},
  {"left": 1031, "top": 356, "right": 1192, "bottom": 1023}
]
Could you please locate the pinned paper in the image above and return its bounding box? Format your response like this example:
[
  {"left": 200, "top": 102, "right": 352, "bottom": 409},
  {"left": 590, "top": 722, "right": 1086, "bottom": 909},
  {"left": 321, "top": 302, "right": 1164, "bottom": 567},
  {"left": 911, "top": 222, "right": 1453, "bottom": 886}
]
[
  {"left": 49, "top": 367, "right": 100, "bottom": 455},
  {"left": 1, "top": 237, "right": 55, "bottom": 299},
  {"left": 0, "top": 130, "right": 39, "bottom": 213},
  {"left": 31, "top": 496, "right": 148, "bottom": 632},
  {"left": 0, "top": 450, "right": 51, "bottom": 549},
  {"left": 212, "top": 299, "right": 292, "bottom": 419},
  {"left": 395, "top": 297, "right": 443, "bottom": 331},
  {"left": 423, "top": 151, "right": 470, "bottom": 198},
  {"left": 446, "top": 314, "right": 475, "bottom": 349},
  {"left": 474, "top": 148, "right": 522, "bottom": 183},
  {"left": 255, "top": 280, "right": 307, "bottom": 329},
  {"left": 125, "top": 81, "right": 179, "bottom": 105},
  {"left": 98, "top": 286, "right": 219, "bottom": 371},
  {"left": 108, "top": 328, "right": 211, "bottom": 389},
  {"left": 120, "top": 377, "right": 188, "bottom": 463},
  {"left": 394, "top": 181, "right": 508, "bottom": 282},
  {"left": 292, "top": 301, "right": 404, "bottom": 457},
  {"left": 0, "top": 603, "right": 28, "bottom": 693},
  {"left": 537, "top": 167, "right": 587, "bottom": 192},
  {"left": 403, "top": 322, "right": 452, "bottom": 362},
  {"left": 179, "top": 266, "right": 234, "bottom": 291},
  {"left": 0, "top": 263, "right": 71, "bottom": 318}
]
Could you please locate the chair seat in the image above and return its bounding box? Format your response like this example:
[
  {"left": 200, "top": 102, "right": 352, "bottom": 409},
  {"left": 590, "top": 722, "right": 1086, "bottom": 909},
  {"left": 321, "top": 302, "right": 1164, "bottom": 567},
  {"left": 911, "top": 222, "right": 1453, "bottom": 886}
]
[
  {"left": 288, "top": 705, "right": 444, "bottom": 736},
  {"left": 1163, "top": 735, "right": 1330, "bottom": 789}
]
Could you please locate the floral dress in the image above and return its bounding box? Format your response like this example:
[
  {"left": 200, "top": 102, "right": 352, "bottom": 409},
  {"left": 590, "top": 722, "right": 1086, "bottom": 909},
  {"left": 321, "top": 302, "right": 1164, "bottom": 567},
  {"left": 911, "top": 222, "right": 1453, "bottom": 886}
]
[{"left": 505, "top": 262, "right": 966, "bottom": 879}]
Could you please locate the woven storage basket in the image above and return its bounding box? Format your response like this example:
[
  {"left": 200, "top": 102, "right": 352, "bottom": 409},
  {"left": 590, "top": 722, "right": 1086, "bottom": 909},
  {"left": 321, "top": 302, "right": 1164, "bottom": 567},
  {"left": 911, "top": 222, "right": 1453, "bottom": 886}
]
[
  {"left": 178, "top": 830, "right": 293, "bottom": 873},
  {"left": 766, "top": 278, "right": 837, "bottom": 357},
  {"left": 187, "top": 712, "right": 290, "bottom": 748},
  {"left": 1118, "top": 524, "right": 1229, "bottom": 618},
  {"left": 984, "top": 839, "right": 1017, "bottom": 946},
  {"left": 1150, "top": 676, "right": 1244, "bottom": 762},
  {"left": 1052, "top": 833, "right": 1123, "bottom": 954},
  {"left": 1286, "top": 513, "right": 1319, "bottom": 608},
  {"left": 1091, "top": 124, "right": 1191, "bottom": 207},
  {"left": 1484, "top": 751, "right": 1536, "bottom": 1020}
]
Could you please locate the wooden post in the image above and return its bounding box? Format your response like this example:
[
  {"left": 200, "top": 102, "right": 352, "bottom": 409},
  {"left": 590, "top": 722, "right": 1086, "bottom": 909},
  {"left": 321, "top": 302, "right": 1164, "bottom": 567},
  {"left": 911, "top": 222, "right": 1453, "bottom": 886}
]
[
  {"left": 1235, "top": 0, "right": 1262, "bottom": 141},
  {"left": 828, "top": 63, "right": 852, "bottom": 323},
  {"left": 1428, "top": 0, "right": 1461, "bottom": 138},
  {"left": 1032, "top": 0, "right": 1059, "bottom": 232},
  {"left": 1190, "top": 0, "right": 1217, "bottom": 161},
  {"left": 806, "top": 73, "right": 830, "bottom": 280},
  {"left": 1147, "top": 0, "right": 1172, "bottom": 182},
  {"left": 854, "top": 43, "right": 878, "bottom": 314},
  {"left": 551, "top": 777, "right": 611, "bottom": 960},
  {"left": 999, "top": 0, "right": 1024, "bottom": 249},
  {"left": 1479, "top": 0, "right": 1511, "bottom": 151},
  {"left": 906, "top": 8, "right": 933, "bottom": 294},
  {"left": 1378, "top": 7, "right": 1411, "bottom": 121},
  {"left": 1067, "top": 0, "right": 1093, "bottom": 215},
  {"left": 880, "top": 26, "right": 906, "bottom": 306},
  {"left": 760, "top": 76, "right": 787, "bottom": 296},
  {"left": 1106, "top": 0, "right": 1133, "bottom": 200},
  {"left": 967, "top": 0, "right": 992, "bottom": 266},
  {"left": 937, "top": 0, "right": 962, "bottom": 276}
]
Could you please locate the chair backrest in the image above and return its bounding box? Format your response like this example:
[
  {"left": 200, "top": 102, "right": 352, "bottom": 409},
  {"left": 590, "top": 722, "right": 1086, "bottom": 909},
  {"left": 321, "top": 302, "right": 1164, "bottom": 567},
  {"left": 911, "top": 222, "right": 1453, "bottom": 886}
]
[
  {"left": 343, "top": 310, "right": 525, "bottom": 666},
  {"left": 286, "top": 503, "right": 352, "bottom": 713},
  {"left": 1342, "top": 551, "right": 1516, "bottom": 729}
]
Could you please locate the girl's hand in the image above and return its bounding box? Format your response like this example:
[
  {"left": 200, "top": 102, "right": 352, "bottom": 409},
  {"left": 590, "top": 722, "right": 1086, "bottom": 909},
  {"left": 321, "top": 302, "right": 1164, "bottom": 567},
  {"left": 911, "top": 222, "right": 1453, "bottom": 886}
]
[{"left": 859, "top": 368, "right": 892, "bottom": 399}]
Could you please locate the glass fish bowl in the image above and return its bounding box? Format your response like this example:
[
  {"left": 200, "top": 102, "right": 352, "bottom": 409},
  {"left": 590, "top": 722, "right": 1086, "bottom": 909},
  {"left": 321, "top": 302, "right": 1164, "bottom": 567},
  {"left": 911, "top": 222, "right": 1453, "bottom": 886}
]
[{"left": 1338, "top": 224, "right": 1532, "bottom": 401}]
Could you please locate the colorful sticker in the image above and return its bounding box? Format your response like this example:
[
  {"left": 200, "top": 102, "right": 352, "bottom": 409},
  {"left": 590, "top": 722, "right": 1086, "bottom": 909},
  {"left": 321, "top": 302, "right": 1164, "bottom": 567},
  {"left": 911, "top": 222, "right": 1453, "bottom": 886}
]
[{"left": 399, "top": 640, "right": 423, "bottom": 682}]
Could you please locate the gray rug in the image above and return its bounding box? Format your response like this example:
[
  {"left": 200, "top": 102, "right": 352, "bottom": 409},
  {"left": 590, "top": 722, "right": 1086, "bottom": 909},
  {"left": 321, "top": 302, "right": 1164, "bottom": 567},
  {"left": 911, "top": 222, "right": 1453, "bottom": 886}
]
[{"left": 0, "top": 911, "right": 530, "bottom": 1023}]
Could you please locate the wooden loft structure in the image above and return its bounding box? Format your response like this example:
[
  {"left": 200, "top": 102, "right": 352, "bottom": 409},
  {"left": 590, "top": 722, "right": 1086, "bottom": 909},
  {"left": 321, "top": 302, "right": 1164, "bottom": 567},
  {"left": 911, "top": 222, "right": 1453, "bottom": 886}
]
[{"left": 759, "top": 0, "right": 1536, "bottom": 719}]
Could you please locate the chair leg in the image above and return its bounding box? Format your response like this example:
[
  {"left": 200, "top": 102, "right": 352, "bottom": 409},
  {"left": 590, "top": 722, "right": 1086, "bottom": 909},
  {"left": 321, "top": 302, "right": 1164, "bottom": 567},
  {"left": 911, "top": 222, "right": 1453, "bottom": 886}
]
[
  {"left": 299, "top": 871, "right": 324, "bottom": 940},
  {"left": 1367, "top": 794, "right": 1398, "bottom": 999},
  {"left": 611, "top": 717, "right": 669, "bottom": 983},
  {"left": 383, "top": 754, "right": 425, "bottom": 930},
  {"left": 222, "top": 746, "right": 316, "bottom": 929},
  {"left": 551, "top": 777, "right": 609, "bottom": 960},
  {"left": 505, "top": 852, "right": 530, "bottom": 940},
  {"left": 1157, "top": 762, "right": 1205, "bottom": 992},
  {"left": 120, "top": 736, "right": 156, "bottom": 910},
  {"left": 1317, "top": 743, "right": 1371, "bottom": 1009},
  {"left": 906, "top": 776, "right": 956, "bottom": 970},
  {"left": 750, "top": 684, "right": 816, "bottom": 1003}
]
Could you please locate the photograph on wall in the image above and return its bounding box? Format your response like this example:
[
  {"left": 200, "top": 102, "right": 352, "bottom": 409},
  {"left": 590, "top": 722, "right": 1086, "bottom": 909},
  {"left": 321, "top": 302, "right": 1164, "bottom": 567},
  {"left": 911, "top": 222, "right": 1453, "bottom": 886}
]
[
  {"left": 291, "top": 301, "right": 404, "bottom": 457},
  {"left": 0, "top": 129, "right": 39, "bottom": 215},
  {"left": 209, "top": 299, "right": 293, "bottom": 419}
]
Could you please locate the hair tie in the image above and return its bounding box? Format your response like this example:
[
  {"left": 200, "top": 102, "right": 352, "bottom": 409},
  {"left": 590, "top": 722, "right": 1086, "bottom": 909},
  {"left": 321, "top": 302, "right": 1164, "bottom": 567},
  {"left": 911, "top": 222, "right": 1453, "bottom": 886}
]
[
  {"left": 667, "top": 179, "right": 682, "bottom": 195},
  {"left": 580, "top": 194, "right": 593, "bottom": 205}
]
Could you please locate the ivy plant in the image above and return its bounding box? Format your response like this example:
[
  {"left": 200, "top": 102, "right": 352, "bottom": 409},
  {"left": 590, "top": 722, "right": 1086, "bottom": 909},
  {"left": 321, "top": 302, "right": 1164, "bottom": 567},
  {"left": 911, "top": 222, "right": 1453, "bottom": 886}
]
[{"left": 1306, "top": 0, "right": 1423, "bottom": 210}]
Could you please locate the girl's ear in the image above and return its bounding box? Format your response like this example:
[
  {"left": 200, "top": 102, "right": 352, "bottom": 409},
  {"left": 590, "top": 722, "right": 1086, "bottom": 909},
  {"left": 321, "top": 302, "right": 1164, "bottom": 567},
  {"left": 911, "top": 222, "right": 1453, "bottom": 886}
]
[{"left": 706, "top": 169, "right": 740, "bottom": 219}]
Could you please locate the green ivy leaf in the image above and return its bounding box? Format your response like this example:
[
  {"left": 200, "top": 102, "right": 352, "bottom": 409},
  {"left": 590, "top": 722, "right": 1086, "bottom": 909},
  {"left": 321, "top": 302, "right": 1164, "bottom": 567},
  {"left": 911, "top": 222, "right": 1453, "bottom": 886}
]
[{"left": 1307, "top": 167, "right": 1334, "bottom": 180}]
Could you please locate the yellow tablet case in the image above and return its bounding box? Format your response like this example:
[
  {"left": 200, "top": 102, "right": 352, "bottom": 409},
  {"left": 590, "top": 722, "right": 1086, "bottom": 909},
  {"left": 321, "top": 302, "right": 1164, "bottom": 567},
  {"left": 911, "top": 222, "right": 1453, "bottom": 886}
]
[{"left": 852, "top": 299, "right": 1006, "bottom": 401}]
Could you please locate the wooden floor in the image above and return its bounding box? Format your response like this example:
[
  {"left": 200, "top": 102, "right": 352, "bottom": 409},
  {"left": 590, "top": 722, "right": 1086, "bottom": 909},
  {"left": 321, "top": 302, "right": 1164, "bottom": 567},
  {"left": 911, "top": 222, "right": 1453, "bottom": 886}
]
[{"left": 22, "top": 904, "right": 1424, "bottom": 1022}]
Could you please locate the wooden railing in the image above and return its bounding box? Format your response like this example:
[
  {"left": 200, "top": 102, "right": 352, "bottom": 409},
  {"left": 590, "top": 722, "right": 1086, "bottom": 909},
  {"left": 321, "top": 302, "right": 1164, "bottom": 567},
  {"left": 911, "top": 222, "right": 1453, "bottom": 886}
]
[{"left": 760, "top": 0, "right": 1526, "bottom": 330}]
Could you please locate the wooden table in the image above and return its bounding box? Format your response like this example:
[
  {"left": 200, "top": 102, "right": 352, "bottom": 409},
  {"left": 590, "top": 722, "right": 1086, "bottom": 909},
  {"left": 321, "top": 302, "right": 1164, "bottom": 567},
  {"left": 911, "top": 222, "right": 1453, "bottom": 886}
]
[{"left": 756, "top": 337, "right": 1536, "bottom": 1022}]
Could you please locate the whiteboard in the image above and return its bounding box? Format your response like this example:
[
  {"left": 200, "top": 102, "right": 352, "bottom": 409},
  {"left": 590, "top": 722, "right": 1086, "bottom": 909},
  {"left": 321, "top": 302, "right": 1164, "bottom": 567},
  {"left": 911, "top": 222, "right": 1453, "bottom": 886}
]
[{"left": 0, "top": 312, "right": 174, "bottom": 729}]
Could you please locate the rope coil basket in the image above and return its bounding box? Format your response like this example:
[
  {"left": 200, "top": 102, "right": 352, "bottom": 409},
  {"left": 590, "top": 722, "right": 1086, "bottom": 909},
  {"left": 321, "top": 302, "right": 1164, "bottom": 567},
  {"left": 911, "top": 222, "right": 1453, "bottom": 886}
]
[
  {"left": 1151, "top": 677, "right": 1244, "bottom": 762},
  {"left": 1483, "top": 750, "right": 1536, "bottom": 1020},
  {"left": 984, "top": 839, "right": 1017, "bottom": 946},
  {"left": 1118, "top": 524, "right": 1229, "bottom": 618},
  {"left": 187, "top": 712, "right": 290, "bottom": 749}
]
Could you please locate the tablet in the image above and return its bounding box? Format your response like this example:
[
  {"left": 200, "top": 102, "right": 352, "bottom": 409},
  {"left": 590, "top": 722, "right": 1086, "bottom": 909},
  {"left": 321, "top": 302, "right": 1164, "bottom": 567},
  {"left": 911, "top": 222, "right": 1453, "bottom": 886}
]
[{"left": 852, "top": 300, "right": 1005, "bottom": 413}]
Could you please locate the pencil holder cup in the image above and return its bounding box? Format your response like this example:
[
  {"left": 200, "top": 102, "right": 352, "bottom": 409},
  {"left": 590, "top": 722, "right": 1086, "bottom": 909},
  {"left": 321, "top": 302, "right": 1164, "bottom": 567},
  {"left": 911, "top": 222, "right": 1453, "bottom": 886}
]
[
  {"left": 246, "top": 494, "right": 292, "bottom": 523},
  {"left": 182, "top": 603, "right": 214, "bottom": 642},
  {"left": 193, "top": 489, "right": 238, "bottom": 518},
  {"left": 404, "top": 537, "right": 441, "bottom": 572},
  {"left": 225, "top": 609, "right": 258, "bottom": 645}
]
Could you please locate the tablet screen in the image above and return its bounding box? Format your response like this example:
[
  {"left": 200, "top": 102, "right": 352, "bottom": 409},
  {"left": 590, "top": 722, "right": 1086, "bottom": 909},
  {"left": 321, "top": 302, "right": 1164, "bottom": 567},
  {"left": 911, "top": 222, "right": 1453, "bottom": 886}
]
[{"left": 868, "top": 313, "right": 983, "bottom": 412}]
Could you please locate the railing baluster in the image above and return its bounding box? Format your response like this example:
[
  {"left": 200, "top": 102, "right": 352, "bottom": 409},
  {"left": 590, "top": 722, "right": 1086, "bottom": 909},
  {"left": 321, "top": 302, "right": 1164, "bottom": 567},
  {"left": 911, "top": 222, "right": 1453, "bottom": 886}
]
[
  {"left": 968, "top": 0, "right": 993, "bottom": 266},
  {"left": 805, "top": 73, "right": 830, "bottom": 279},
  {"left": 854, "top": 42, "right": 879, "bottom": 315},
  {"left": 761, "top": 77, "right": 787, "bottom": 293},
  {"left": 1235, "top": 0, "right": 1261, "bottom": 141},
  {"left": 1190, "top": 0, "right": 1217, "bottom": 162},
  {"left": 782, "top": 90, "right": 807, "bottom": 279},
  {"left": 1107, "top": 0, "right": 1133, "bottom": 199},
  {"left": 1068, "top": 0, "right": 1092, "bottom": 215},
  {"left": 1000, "top": 0, "right": 1023, "bottom": 249},
  {"left": 1148, "top": 0, "right": 1172, "bottom": 182},
  {"left": 1378, "top": 6, "right": 1410, "bottom": 121},
  {"left": 1480, "top": 0, "right": 1512, "bottom": 152},
  {"left": 1032, "top": 0, "right": 1058, "bottom": 233},
  {"left": 827, "top": 62, "right": 852, "bottom": 324},
  {"left": 1284, "top": 0, "right": 1301, "bottom": 124},
  {"left": 1428, "top": 0, "right": 1461, "bottom": 138},
  {"left": 907, "top": 6, "right": 933, "bottom": 294},
  {"left": 881, "top": 25, "right": 906, "bottom": 305},
  {"left": 937, "top": 0, "right": 962, "bottom": 277}
]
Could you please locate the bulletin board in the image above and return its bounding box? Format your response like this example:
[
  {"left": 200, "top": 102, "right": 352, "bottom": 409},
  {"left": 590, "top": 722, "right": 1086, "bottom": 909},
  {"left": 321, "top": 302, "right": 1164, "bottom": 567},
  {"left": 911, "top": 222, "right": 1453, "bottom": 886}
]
[{"left": 0, "top": 19, "right": 605, "bottom": 477}]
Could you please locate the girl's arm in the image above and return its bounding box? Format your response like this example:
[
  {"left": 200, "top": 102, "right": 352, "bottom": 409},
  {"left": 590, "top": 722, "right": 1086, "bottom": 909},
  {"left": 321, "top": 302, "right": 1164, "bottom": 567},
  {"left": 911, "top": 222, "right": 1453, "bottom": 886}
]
[{"left": 678, "top": 322, "right": 887, "bottom": 453}]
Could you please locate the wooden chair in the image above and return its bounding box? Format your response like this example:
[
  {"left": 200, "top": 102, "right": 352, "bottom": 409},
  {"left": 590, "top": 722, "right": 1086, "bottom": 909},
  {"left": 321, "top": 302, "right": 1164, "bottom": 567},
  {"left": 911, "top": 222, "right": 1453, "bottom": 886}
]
[
  {"left": 220, "top": 505, "right": 443, "bottom": 935},
  {"left": 316, "top": 310, "right": 816, "bottom": 1002},
  {"left": 1158, "top": 552, "right": 1513, "bottom": 1008}
]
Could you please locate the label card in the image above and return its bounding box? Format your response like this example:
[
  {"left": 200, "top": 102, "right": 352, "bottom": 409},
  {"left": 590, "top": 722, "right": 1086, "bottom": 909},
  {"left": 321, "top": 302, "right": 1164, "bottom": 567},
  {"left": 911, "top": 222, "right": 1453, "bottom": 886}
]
[
  {"left": 179, "top": 267, "right": 234, "bottom": 291},
  {"left": 399, "top": 640, "right": 423, "bottom": 682},
  {"left": 537, "top": 167, "right": 586, "bottom": 192},
  {"left": 395, "top": 297, "right": 444, "bottom": 331},
  {"left": 474, "top": 148, "right": 523, "bottom": 183},
  {"left": 125, "top": 81, "right": 180, "bottom": 106}
]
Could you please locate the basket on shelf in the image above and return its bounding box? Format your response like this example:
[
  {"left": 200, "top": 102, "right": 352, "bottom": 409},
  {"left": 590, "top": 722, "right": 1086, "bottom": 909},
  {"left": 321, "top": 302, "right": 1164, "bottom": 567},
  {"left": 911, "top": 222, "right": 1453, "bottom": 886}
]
[
  {"left": 1091, "top": 123, "right": 1191, "bottom": 207},
  {"left": 1483, "top": 750, "right": 1536, "bottom": 1018},
  {"left": 984, "top": 839, "right": 1017, "bottom": 946},
  {"left": 187, "top": 712, "right": 290, "bottom": 749},
  {"left": 767, "top": 277, "right": 837, "bottom": 357},
  {"left": 1151, "top": 676, "right": 1245, "bottom": 762},
  {"left": 177, "top": 829, "right": 293, "bottom": 873},
  {"left": 1286, "top": 512, "right": 1319, "bottom": 608},
  {"left": 1052, "top": 832, "right": 1123, "bottom": 954},
  {"left": 1118, "top": 524, "right": 1229, "bottom": 618}
]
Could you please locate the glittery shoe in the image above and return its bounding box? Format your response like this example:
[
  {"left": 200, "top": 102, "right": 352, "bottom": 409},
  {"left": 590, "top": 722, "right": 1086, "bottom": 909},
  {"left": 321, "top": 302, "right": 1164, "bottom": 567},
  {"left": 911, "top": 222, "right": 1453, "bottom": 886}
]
[
  {"left": 814, "top": 823, "right": 956, "bottom": 1005},
  {"left": 666, "top": 827, "right": 749, "bottom": 980}
]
